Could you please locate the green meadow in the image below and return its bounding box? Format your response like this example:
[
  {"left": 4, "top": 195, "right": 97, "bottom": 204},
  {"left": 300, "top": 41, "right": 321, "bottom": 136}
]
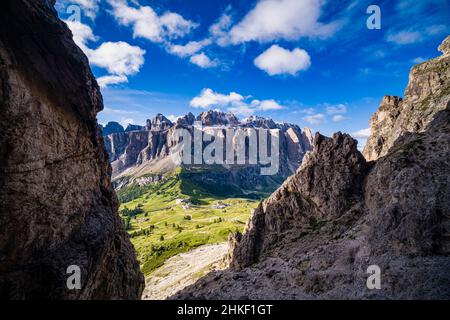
[{"left": 117, "top": 168, "right": 262, "bottom": 276}]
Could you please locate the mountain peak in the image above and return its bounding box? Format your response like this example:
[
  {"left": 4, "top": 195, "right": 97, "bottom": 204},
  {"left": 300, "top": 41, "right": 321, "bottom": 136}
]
[
  {"left": 145, "top": 113, "right": 173, "bottom": 131},
  {"left": 196, "top": 110, "right": 240, "bottom": 126}
]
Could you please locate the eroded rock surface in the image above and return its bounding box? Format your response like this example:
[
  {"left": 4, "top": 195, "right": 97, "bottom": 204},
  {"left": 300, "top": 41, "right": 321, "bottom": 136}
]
[
  {"left": 364, "top": 36, "right": 450, "bottom": 161},
  {"left": 0, "top": 0, "right": 143, "bottom": 299},
  {"left": 172, "top": 37, "right": 450, "bottom": 300}
]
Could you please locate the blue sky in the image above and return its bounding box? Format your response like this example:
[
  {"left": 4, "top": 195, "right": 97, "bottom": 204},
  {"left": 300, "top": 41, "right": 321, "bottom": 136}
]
[{"left": 56, "top": 0, "right": 449, "bottom": 147}]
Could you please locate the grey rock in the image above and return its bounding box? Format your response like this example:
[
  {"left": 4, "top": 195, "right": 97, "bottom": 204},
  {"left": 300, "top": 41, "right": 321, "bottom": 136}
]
[
  {"left": 0, "top": 0, "right": 143, "bottom": 299},
  {"left": 171, "top": 36, "right": 450, "bottom": 300}
]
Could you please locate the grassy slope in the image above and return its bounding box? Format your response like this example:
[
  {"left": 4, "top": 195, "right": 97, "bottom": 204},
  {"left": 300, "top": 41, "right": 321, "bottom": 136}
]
[{"left": 117, "top": 168, "right": 260, "bottom": 276}]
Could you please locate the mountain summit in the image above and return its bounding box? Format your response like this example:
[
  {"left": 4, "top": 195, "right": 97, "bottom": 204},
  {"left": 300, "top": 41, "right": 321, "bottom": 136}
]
[{"left": 102, "top": 110, "right": 313, "bottom": 193}]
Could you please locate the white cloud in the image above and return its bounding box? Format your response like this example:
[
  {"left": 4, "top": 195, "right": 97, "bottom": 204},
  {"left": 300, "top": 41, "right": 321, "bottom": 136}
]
[
  {"left": 160, "top": 12, "right": 198, "bottom": 38},
  {"left": 189, "top": 52, "right": 218, "bottom": 68},
  {"left": 88, "top": 41, "right": 146, "bottom": 76},
  {"left": 325, "top": 104, "right": 347, "bottom": 114},
  {"left": 224, "top": 0, "right": 340, "bottom": 45},
  {"left": 190, "top": 88, "right": 285, "bottom": 116},
  {"left": 387, "top": 31, "right": 422, "bottom": 45},
  {"left": 65, "top": 20, "right": 97, "bottom": 50},
  {"left": 303, "top": 113, "right": 325, "bottom": 125},
  {"left": 251, "top": 99, "right": 284, "bottom": 111},
  {"left": 352, "top": 128, "right": 371, "bottom": 139},
  {"left": 97, "top": 75, "right": 128, "bottom": 88},
  {"left": 254, "top": 45, "right": 311, "bottom": 76},
  {"left": 168, "top": 39, "right": 212, "bottom": 57},
  {"left": 107, "top": 0, "right": 197, "bottom": 43},
  {"left": 209, "top": 13, "right": 233, "bottom": 46},
  {"left": 65, "top": 20, "right": 146, "bottom": 88},
  {"left": 332, "top": 114, "right": 346, "bottom": 122},
  {"left": 190, "top": 88, "right": 245, "bottom": 109}
]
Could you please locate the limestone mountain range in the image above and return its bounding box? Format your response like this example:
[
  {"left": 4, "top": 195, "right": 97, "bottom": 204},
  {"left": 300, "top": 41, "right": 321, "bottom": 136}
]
[{"left": 101, "top": 111, "right": 314, "bottom": 192}]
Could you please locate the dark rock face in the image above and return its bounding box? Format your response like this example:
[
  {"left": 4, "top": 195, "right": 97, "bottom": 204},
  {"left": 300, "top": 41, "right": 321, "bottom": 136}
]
[
  {"left": 176, "top": 112, "right": 195, "bottom": 126},
  {"left": 171, "top": 37, "right": 450, "bottom": 300},
  {"left": 0, "top": 0, "right": 143, "bottom": 299}
]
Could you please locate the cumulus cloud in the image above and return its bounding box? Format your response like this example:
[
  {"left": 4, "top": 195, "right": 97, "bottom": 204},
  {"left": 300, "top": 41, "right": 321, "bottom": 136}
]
[
  {"left": 254, "top": 45, "right": 311, "bottom": 76},
  {"left": 190, "top": 88, "right": 285, "bottom": 116},
  {"left": 107, "top": 0, "right": 197, "bottom": 43},
  {"left": 168, "top": 39, "right": 212, "bottom": 57},
  {"left": 352, "top": 128, "right": 371, "bottom": 139},
  {"left": 190, "top": 88, "right": 245, "bottom": 109},
  {"left": 303, "top": 113, "right": 325, "bottom": 125},
  {"left": 222, "top": 0, "right": 340, "bottom": 45},
  {"left": 65, "top": 20, "right": 146, "bottom": 88},
  {"left": 209, "top": 13, "right": 233, "bottom": 46},
  {"left": 189, "top": 52, "right": 218, "bottom": 68},
  {"left": 88, "top": 41, "right": 146, "bottom": 76}
]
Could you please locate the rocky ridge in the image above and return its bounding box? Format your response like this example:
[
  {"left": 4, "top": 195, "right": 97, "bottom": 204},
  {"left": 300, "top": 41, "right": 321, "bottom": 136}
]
[
  {"left": 0, "top": 0, "right": 143, "bottom": 299},
  {"left": 364, "top": 35, "right": 450, "bottom": 160},
  {"left": 102, "top": 110, "right": 314, "bottom": 189},
  {"left": 172, "top": 36, "right": 450, "bottom": 300}
]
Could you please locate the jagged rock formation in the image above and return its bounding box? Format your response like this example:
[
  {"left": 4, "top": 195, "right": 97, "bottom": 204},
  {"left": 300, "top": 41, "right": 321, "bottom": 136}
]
[
  {"left": 364, "top": 35, "right": 450, "bottom": 161},
  {"left": 102, "top": 121, "right": 125, "bottom": 136},
  {"left": 0, "top": 0, "right": 143, "bottom": 299},
  {"left": 172, "top": 37, "right": 450, "bottom": 300},
  {"left": 103, "top": 110, "right": 314, "bottom": 190}
]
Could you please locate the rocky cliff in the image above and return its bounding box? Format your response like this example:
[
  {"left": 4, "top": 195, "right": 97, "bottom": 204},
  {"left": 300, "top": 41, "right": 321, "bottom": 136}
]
[
  {"left": 0, "top": 0, "right": 143, "bottom": 299},
  {"left": 364, "top": 35, "right": 450, "bottom": 161},
  {"left": 172, "top": 36, "right": 450, "bottom": 300}
]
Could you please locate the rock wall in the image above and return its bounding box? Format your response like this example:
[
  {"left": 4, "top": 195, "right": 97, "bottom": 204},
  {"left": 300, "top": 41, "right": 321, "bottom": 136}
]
[
  {"left": 364, "top": 35, "right": 450, "bottom": 161},
  {"left": 172, "top": 36, "right": 450, "bottom": 300},
  {"left": 0, "top": 0, "right": 143, "bottom": 299}
]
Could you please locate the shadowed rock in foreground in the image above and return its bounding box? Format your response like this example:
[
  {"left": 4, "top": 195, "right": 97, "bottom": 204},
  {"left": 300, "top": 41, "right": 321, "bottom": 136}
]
[
  {"left": 0, "top": 0, "right": 143, "bottom": 299},
  {"left": 172, "top": 36, "right": 450, "bottom": 300}
]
